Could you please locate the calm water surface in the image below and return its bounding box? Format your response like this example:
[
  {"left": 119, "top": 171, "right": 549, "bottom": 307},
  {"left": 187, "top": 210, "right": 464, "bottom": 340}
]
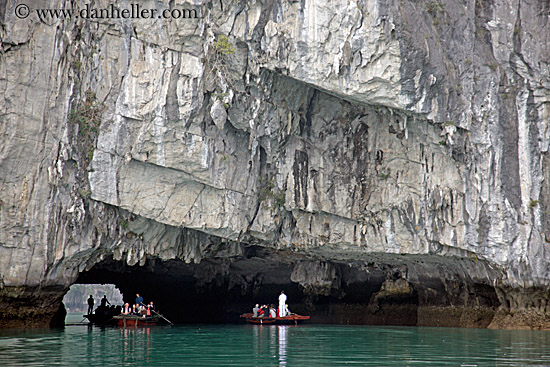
[{"left": 1, "top": 314, "right": 550, "bottom": 366}]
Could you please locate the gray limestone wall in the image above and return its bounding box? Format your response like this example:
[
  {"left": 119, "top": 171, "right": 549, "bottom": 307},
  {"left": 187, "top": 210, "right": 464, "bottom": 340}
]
[{"left": 0, "top": 0, "right": 549, "bottom": 327}]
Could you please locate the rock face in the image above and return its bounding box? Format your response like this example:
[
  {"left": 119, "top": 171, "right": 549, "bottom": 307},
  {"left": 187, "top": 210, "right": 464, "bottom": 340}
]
[{"left": 1, "top": 0, "right": 549, "bottom": 328}]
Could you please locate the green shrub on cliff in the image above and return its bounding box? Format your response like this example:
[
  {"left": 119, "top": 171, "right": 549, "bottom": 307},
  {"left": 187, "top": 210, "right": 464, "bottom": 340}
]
[
  {"left": 212, "top": 35, "right": 235, "bottom": 56},
  {"left": 69, "top": 89, "right": 104, "bottom": 164}
]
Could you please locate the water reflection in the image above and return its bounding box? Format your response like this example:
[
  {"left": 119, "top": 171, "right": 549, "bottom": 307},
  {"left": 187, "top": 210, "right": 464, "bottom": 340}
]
[
  {"left": 3, "top": 322, "right": 550, "bottom": 366},
  {"left": 278, "top": 326, "right": 288, "bottom": 366},
  {"left": 247, "top": 324, "right": 550, "bottom": 366},
  {"left": 250, "top": 324, "right": 289, "bottom": 365},
  {"left": 119, "top": 326, "right": 152, "bottom": 364}
]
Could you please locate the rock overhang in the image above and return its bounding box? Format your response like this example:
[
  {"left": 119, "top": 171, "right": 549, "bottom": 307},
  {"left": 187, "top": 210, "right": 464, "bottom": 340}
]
[{"left": 1, "top": 0, "right": 550, "bottom": 328}]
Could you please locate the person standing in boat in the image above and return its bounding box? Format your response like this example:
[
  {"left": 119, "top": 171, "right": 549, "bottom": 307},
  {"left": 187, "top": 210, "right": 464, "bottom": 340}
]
[
  {"left": 87, "top": 295, "right": 94, "bottom": 315},
  {"left": 252, "top": 304, "right": 260, "bottom": 318},
  {"left": 135, "top": 293, "right": 144, "bottom": 306},
  {"left": 100, "top": 295, "right": 110, "bottom": 307},
  {"left": 278, "top": 291, "right": 287, "bottom": 317}
]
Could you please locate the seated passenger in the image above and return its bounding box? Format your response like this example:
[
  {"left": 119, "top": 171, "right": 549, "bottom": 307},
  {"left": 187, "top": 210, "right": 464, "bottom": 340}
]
[
  {"left": 137, "top": 304, "right": 146, "bottom": 316},
  {"left": 284, "top": 304, "right": 291, "bottom": 315},
  {"left": 146, "top": 301, "right": 155, "bottom": 317},
  {"left": 269, "top": 305, "right": 277, "bottom": 318},
  {"left": 121, "top": 303, "right": 131, "bottom": 315}
]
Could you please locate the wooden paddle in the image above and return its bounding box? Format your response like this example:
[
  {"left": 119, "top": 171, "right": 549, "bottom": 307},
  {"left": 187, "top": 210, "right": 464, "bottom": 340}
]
[{"left": 140, "top": 303, "right": 173, "bottom": 325}]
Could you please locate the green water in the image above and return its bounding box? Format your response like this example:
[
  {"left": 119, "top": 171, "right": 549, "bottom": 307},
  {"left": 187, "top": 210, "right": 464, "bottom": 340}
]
[{"left": 1, "top": 314, "right": 550, "bottom": 366}]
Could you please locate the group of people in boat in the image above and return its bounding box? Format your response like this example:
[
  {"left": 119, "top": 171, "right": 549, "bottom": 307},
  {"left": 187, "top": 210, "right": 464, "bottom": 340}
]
[
  {"left": 87, "top": 294, "right": 120, "bottom": 316},
  {"left": 87, "top": 293, "right": 156, "bottom": 317},
  {"left": 252, "top": 291, "right": 292, "bottom": 318},
  {"left": 120, "top": 293, "right": 156, "bottom": 317}
]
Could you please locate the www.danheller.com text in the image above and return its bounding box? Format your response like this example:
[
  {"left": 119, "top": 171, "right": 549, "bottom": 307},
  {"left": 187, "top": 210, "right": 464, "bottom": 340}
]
[{"left": 14, "top": 3, "right": 200, "bottom": 21}]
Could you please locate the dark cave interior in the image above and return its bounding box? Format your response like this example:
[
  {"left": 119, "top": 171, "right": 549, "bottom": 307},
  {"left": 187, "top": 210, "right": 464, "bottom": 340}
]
[{"left": 71, "top": 246, "right": 501, "bottom": 327}]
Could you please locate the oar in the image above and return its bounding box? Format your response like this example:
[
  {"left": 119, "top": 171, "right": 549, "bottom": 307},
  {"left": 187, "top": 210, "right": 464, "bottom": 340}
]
[
  {"left": 152, "top": 309, "right": 173, "bottom": 325},
  {"left": 140, "top": 303, "right": 173, "bottom": 325}
]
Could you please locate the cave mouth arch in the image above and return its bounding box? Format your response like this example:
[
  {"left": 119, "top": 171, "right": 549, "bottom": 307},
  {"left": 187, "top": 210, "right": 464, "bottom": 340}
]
[
  {"left": 71, "top": 248, "right": 421, "bottom": 326},
  {"left": 74, "top": 252, "right": 308, "bottom": 324},
  {"left": 71, "top": 250, "right": 501, "bottom": 327}
]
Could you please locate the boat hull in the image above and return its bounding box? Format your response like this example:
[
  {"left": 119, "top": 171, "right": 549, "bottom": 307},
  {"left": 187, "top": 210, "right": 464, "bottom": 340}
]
[
  {"left": 84, "top": 313, "right": 117, "bottom": 326},
  {"left": 240, "top": 313, "right": 310, "bottom": 325},
  {"left": 113, "top": 315, "right": 160, "bottom": 327}
]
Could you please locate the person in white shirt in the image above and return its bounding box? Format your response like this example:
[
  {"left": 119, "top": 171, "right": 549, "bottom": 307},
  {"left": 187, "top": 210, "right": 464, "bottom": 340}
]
[{"left": 278, "top": 291, "right": 287, "bottom": 317}]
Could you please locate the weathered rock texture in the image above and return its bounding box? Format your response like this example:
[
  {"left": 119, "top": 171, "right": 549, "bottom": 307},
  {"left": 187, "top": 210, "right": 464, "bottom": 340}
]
[{"left": 0, "top": 0, "right": 549, "bottom": 328}]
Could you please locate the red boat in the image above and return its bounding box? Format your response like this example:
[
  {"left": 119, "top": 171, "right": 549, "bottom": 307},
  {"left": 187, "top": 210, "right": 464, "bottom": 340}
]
[
  {"left": 240, "top": 313, "right": 310, "bottom": 325},
  {"left": 112, "top": 315, "right": 161, "bottom": 327}
]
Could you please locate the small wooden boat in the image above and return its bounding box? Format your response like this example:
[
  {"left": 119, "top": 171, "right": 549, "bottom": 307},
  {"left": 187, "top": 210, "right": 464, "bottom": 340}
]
[
  {"left": 240, "top": 313, "right": 310, "bottom": 325},
  {"left": 84, "top": 313, "right": 115, "bottom": 325},
  {"left": 242, "top": 315, "right": 277, "bottom": 324},
  {"left": 84, "top": 306, "right": 120, "bottom": 326},
  {"left": 112, "top": 315, "right": 161, "bottom": 327}
]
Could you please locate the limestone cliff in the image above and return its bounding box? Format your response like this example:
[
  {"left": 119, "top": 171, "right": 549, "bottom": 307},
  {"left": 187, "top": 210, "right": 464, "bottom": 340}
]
[{"left": 0, "top": 0, "right": 549, "bottom": 328}]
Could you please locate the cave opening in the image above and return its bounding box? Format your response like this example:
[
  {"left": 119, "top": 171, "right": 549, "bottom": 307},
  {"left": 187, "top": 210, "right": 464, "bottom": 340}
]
[
  {"left": 74, "top": 253, "right": 306, "bottom": 325},
  {"left": 70, "top": 247, "right": 430, "bottom": 326},
  {"left": 68, "top": 248, "right": 502, "bottom": 327},
  {"left": 62, "top": 283, "right": 124, "bottom": 318}
]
